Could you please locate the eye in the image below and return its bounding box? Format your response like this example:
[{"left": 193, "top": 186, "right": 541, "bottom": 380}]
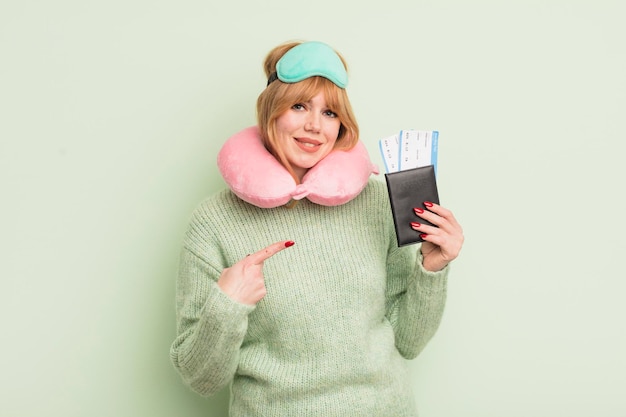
[
  {"left": 323, "top": 109, "right": 338, "bottom": 118},
  {"left": 292, "top": 103, "right": 306, "bottom": 111}
]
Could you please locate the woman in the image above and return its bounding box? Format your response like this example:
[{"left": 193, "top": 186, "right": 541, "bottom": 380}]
[{"left": 170, "top": 40, "right": 464, "bottom": 416}]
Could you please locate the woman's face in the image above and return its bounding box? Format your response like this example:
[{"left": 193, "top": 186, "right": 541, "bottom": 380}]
[{"left": 274, "top": 91, "right": 341, "bottom": 181}]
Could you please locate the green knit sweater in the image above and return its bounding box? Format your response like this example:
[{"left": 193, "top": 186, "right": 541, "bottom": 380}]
[{"left": 170, "top": 178, "right": 448, "bottom": 417}]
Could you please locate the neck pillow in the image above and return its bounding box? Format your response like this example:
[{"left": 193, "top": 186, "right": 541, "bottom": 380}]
[{"left": 217, "top": 126, "right": 379, "bottom": 208}]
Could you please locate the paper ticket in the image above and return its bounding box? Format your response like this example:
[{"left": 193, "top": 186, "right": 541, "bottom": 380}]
[
  {"left": 379, "top": 129, "right": 438, "bottom": 174},
  {"left": 378, "top": 133, "right": 400, "bottom": 173},
  {"left": 399, "top": 129, "right": 438, "bottom": 173}
]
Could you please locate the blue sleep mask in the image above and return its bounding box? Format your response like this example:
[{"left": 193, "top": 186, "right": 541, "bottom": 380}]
[{"left": 267, "top": 41, "right": 348, "bottom": 88}]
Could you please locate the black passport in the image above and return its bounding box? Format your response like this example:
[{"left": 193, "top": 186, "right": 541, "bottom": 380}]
[{"left": 384, "top": 165, "right": 440, "bottom": 247}]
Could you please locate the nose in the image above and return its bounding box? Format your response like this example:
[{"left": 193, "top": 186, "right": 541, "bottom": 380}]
[{"left": 305, "top": 112, "right": 321, "bottom": 133}]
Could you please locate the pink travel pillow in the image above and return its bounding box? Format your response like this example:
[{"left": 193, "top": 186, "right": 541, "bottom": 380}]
[{"left": 217, "top": 126, "right": 379, "bottom": 208}]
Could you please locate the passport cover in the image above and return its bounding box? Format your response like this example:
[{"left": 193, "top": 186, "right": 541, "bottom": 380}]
[{"left": 384, "top": 165, "right": 440, "bottom": 247}]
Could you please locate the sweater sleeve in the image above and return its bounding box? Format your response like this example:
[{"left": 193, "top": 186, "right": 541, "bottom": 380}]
[
  {"left": 384, "top": 246, "right": 449, "bottom": 359},
  {"left": 169, "top": 239, "right": 255, "bottom": 396}
]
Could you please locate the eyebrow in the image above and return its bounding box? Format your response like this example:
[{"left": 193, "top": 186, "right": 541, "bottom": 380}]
[{"left": 296, "top": 97, "right": 334, "bottom": 111}]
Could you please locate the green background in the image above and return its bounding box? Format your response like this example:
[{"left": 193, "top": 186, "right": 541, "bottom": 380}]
[{"left": 2, "top": 0, "right": 624, "bottom": 416}]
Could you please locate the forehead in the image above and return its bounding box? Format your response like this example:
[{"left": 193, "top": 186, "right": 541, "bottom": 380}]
[
  {"left": 302, "top": 91, "right": 329, "bottom": 105},
  {"left": 290, "top": 78, "right": 339, "bottom": 107}
]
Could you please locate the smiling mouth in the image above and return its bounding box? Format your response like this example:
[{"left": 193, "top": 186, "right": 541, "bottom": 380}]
[{"left": 295, "top": 138, "right": 322, "bottom": 149}]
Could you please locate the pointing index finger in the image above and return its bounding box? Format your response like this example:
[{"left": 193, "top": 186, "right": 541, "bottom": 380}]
[{"left": 247, "top": 240, "right": 295, "bottom": 265}]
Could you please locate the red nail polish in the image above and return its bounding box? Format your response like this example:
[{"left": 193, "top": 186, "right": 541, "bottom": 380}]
[
  {"left": 414, "top": 207, "right": 424, "bottom": 214},
  {"left": 411, "top": 222, "right": 421, "bottom": 228},
  {"left": 285, "top": 241, "right": 295, "bottom": 248},
  {"left": 424, "top": 201, "right": 434, "bottom": 208},
  {"left": 420, "top": 234, "right": 428, "bottom": 239}
]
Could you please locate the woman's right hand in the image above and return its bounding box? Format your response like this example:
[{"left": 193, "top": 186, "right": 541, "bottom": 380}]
[{"left": 217, "top": 240, "right": 295, "bottom": 305}]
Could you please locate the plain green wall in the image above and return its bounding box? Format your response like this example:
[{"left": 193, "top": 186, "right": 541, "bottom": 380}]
[{"left": 1, "top": 0, "right": 625, "bottom": 416}]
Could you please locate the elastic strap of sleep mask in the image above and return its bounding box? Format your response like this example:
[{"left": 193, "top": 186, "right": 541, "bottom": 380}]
[{"left": 266, "top": 41, "right": 348, "bottom": 88}]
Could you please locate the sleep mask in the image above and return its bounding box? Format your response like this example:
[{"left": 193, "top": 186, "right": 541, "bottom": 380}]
[{"left": 267, "top": 41, "right": 348, "bottom": 88}]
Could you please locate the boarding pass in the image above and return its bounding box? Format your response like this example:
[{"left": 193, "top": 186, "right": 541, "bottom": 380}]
[{"left": 378, "top": 129, "right": 438, "bottom": 174}]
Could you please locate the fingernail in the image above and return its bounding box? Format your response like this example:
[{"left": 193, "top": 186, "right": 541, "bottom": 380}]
[
  {"left": 285, "top": 241, "right": 295, "bottom": 248},
  {"left": 424, "top": 201, "right": 434, "bottom": 208},
  {"left": 410, "top": 222, "right": 421, "bottom": 228},
  {"left": 420, "top": 234, "right": 428, "bottom": 239},
  {"left": 413, "top": 207, "right": 424, "bottom": 214}
]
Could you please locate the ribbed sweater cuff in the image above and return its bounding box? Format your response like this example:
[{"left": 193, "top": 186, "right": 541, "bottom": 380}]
[
  {"left": 415, "top": 250, "right": 449, "bottom": 293},
  {"left": 181, "top": 283, "right": 255, "bottom": 369},
  {"left": 201, "top": 282, "right": 256, "bottom": 328}
]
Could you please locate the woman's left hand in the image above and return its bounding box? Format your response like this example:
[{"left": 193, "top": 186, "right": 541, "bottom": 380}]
[{"left": 411, "top": 202, "right": 464, "bottom": 272}]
